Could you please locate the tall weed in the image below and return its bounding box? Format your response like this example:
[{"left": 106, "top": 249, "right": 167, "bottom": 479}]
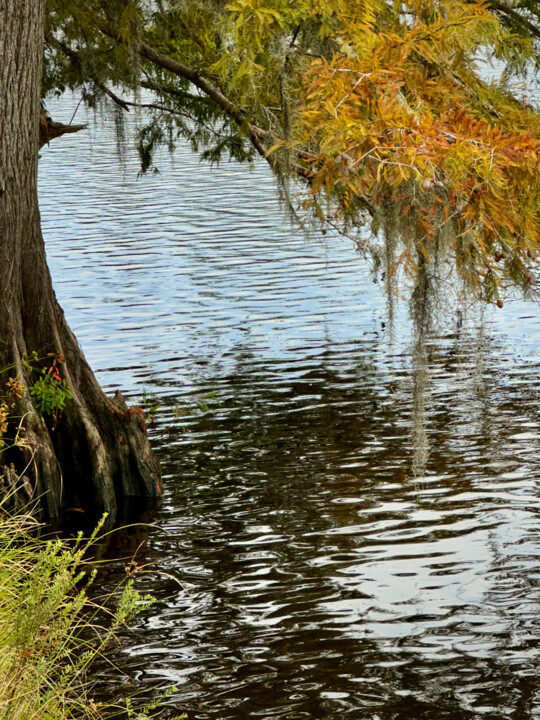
[{"left": 0, "top": 512, "right": 183, "bottom": 720}]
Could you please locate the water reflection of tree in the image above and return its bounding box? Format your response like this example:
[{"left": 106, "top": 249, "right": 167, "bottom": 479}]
[
  {"left": 157, "top": 325, "right": 540, "bottom": 491},
  {"left": 92, "top": 331, "right": 540, "bottom": 719}
]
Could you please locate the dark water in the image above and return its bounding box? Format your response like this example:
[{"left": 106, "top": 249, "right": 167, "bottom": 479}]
[{"left": 39, "top": 99, "right": 540, "bottom": 719}]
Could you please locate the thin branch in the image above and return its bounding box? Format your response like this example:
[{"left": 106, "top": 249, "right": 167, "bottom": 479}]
[
  {"left": 487, "top": 0, "right": 540, "bottom": 40},
  {"left": 100, "top": 85, "right": 131, "bottom": 112}
]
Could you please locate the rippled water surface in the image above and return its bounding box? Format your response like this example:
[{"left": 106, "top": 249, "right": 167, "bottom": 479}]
[{"left": 39, "top": 100, "right": 540, "bottom": 719}]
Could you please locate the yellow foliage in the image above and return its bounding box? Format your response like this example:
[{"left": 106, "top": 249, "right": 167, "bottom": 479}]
[{"left": 285, "top": 0, "right": 540, "bottom": 299}]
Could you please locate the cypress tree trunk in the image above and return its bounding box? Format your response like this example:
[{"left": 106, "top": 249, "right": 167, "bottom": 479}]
[{"left": 0, "top": 1, "right": 161, "bottom": 520}]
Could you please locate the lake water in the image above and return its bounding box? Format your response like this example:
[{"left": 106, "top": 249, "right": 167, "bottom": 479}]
[{"left": 39, "top": 99, "right": 540, "bottom": 719}]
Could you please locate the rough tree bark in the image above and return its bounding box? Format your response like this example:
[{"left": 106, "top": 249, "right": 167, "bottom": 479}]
[{"left": 0, "top": 1, "right": 161, "bottom": 520}]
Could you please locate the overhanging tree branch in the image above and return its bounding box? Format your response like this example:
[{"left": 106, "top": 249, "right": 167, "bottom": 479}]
[
  {"left": 91, "top": 18, "right": 322, "bottom": 186},
  {"left": 96, "top": 20, "right": 272, "bottom": 160}
]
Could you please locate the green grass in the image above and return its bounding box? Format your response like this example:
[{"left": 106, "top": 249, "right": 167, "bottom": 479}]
[{"left": 0, "top": 511, "right": 184, "bottom": 720}]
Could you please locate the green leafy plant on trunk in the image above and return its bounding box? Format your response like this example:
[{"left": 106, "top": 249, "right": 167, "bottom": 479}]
[{"left": 28, "top": 354, "right": 72, "bottom": 425}]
